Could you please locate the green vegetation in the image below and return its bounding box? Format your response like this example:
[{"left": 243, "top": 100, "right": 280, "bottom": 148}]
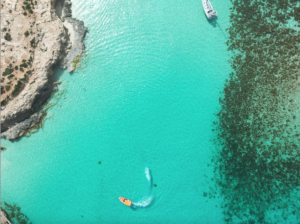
[
  {"left": 1, "top": 100, "right": 6, "bottom": 106},
  {"left": 15, "top": 65, "right": 18, "bottom": 70},
  {"left": 23, "top": 1, "right": 33, "bottom": 13},
  {"left": 7, "top": 74, "right": 15, "bottom": 80},
  {"left": 5, "top": 85, "right": 10, "bottom": 91},
  {"left": 25, "top": 3, "right": 30, "bottom": 9},
  {"left": 20, "top": 68, "right": 24, "bottom": 72},
  {"left": 1, "top": 86, "right": 4, "bottom": 93},
  {"left": 20, "top": 63, "right": 28, "bottom": 68},
  {"left": 2, "top": 27, "right": 7, "bottom": 32},
  {"left": 9, "top": 9, "right": 12, "bottom": 13},
  {"left": 12, "top": 80, "right": 22, "bottom": 95},
  {"left": 20, "top": 75, "right": 27, "bottom": 81},
  {"left": 2, "top": 67, "right": 14, "bottom": 76},
  {"left": 24, "top": 30, "right": 29, "bottom": 37},
  {"left": 72, "top": 55, "right": 82, "bottom": 71},
  {"left": 30, "top": 38, "right": 35, "bottom": 48},
  {"left": 4, "top": 33, "right": 11, "bottom": 41},
  {"left": 23, "top": 11, "right": 27, "bottom": 16}
]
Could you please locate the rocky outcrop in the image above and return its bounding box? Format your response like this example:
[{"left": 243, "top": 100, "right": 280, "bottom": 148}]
[
  {"left": 63, "top": 18, "right": 88, "bottom": 72},
  {"left": 1, "top": 0, "right": 87, "bottom": 141},
  {"left": 54, "top": 0, "right": 88, "bottom": 72},
  {"left": 1, "top": 112, "right": 45, "bottom": 140}
]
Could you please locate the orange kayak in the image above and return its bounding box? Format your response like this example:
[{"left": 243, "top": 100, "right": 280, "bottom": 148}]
[{"left": 119, "top": 197, "right": 132, "bottom": 207}]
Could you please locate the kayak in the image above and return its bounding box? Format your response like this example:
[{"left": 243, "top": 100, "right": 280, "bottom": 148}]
[{"left": 119, "top": 197, "right": 132, "bottom": 207}]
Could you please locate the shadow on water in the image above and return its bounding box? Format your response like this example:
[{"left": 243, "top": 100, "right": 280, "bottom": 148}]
[
  {"left": 208, "top": 16, "right": 218, "bottom": 27},
  {"left": 208, "top": 17, "right": 228, "bottom": 39}
]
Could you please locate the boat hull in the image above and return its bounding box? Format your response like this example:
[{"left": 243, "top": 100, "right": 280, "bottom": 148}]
[
  {"left": 202, "top": 0, "right": 217, "bottom": 20},
  {"left": 119, "top": 197, "right": 132, "bottom": 207}
]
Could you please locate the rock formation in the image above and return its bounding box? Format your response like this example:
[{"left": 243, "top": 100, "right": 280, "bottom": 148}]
[{"left": 1, "top": 0, "right": 87, "bottom": 140}]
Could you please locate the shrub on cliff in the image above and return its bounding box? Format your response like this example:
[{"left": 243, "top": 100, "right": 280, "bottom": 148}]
[
  {"left": 20, "top": 74, "right": 27, "bottom": 81},
  {"left": 25, "top": 3, "right": 31, "bottom": 10},
  {"left": 7, "top": 74, "right": 15, "bottom": 80},
  {"left": 29, "top": 9, "right": 33, "bottom": 14},
  {"left": 2, "top": 67, "right": 14, "bottom": 76},
  {"left": 30, "top": 38, "right": 36, "bottom": 48},
  {"left": 12, "top": 81, "right": 22, "bottom": 95},
  {"left": 2, "top": 27, "right": 7, "bottom": 32},
  {"left": 23, "top": 11, "right": 27, "bottom": 16},
  {"left": 1, "top": 86, "right": 4, "bottom": 93},
  {"left": 5, "top": 85, "right": 10, "bottom": 91},
  {"left": 24, "top": 30, "right": 29, "bottom": 37},
  {"left": 4, "top": 33, "right": 12, "bottom": 41},
  {"left": 20, "top": 63, "right": 28, "bottom": 68},
  {"left": 20, "top": 68, "right": 24, "bottom": 72},
  {"left": 1, "top": 100, "right": 6, "bottom": 106},
  {"left": 15, "top": 65, "right": 18, "bottom": 70}
]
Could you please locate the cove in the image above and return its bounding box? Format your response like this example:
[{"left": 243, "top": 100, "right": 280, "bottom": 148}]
[{"left": 1, "top": 0, "right": 232, "bottom": 223}]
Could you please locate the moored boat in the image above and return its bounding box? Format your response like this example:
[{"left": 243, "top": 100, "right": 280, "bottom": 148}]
[{"left": 202, "top": 0, "right": 217, "bottom": 20}]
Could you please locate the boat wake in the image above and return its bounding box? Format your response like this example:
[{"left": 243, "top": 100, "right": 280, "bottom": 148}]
[{"left": 131, "top": 167, "right": 153, "bottom": 208}]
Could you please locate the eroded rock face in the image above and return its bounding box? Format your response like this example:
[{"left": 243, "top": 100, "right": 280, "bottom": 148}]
[
  {"left": 1, "top": 112, "right": 45, "bottom": 140},
  {"left": 1, "top": 0, "right": 87, "bottom": 140},
  {"left": 63, "top": 17, "right": 88, "bottom": 72}
]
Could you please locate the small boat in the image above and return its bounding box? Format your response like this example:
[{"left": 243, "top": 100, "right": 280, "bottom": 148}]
[
  {"left": 202, "top": 0, "right": 217, "bottom": 20},
  {"left": 119, "top": 197, "right": 132, "bottom": 207}
]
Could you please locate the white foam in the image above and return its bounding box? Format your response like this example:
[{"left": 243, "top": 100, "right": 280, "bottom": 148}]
[
  {"left": 132, "top": 167, "right": 153, "bottom": 208},
  {"left": 145, "top": 167, "right": 151, "bottom": 182},
  {"left": 132, "top": 196, "right": 153, "bottom": 208}
]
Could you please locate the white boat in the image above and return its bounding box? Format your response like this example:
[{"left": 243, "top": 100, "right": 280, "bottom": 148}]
[{"left": 202, "top": 0, "right": 217, "bottom": 20}]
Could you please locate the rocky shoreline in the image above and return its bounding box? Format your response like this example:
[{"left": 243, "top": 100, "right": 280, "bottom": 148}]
[{"left": 1, "top": 0, "right": 87, "bottom": 141}]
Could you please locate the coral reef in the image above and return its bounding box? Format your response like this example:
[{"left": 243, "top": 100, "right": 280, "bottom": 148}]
[{"left": 212, "top": 0, "right": 300, "bottom": 223}]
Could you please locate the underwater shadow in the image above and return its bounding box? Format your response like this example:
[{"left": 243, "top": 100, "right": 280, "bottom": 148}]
[
  {"left": 208, "top": 16, "right": 218, "bottom": 27},
  {"left": 208, "top": 17, "right": 228, "bottom": 39}
]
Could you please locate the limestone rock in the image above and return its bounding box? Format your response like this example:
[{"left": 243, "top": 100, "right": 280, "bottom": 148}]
[{"left": 1, "top": 0, "right": 87, "bottom": 141}]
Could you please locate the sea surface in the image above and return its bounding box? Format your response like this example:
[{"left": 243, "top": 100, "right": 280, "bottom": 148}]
[{"left": 1, "top": 0, "right": 232, "bottom": 223}]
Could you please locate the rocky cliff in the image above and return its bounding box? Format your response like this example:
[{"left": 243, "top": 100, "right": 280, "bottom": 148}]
[{"left": 1, "top": 0, "right": 87, "bottom": 140}]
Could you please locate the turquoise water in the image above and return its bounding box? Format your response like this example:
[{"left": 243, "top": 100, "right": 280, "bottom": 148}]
[{"left": 1, "top": 0, "right": 232, "bottom": 223}]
